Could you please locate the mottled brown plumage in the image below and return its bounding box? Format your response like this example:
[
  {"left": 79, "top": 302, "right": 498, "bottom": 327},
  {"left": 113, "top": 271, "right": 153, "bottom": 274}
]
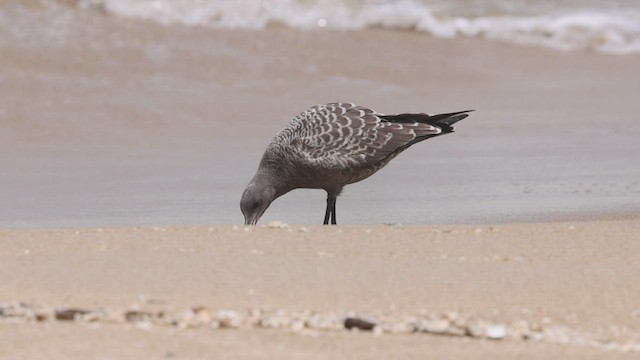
[{"left": 240, "top": 102, "right": 471, "bottom": 225}]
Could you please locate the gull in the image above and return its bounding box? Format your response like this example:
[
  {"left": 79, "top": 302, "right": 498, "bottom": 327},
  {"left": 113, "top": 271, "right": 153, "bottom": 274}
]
[{"left": 240, "top": 102, "right": 471, "bottom": 225}]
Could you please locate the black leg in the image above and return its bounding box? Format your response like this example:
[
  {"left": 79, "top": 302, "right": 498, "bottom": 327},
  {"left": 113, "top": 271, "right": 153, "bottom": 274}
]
[
  {"left": 323, "top": 198, "right": 331, "bottom": 225},
  {"left": 331, "top": 199, "right": 337, "bottom": 225},
  {"left": 324, "top": 194, "right": 338, "bottom": 225}
]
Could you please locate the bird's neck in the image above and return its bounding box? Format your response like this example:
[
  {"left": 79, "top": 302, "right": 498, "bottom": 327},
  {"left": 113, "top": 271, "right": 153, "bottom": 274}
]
[{"left": 253, "top": 167, "right": 291, "bottom": 199}]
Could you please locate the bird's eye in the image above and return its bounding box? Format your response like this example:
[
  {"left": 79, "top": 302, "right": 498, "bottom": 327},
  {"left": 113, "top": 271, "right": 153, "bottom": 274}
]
[{"left": 252, "top": 201, "right": 260, "bottom": 210}]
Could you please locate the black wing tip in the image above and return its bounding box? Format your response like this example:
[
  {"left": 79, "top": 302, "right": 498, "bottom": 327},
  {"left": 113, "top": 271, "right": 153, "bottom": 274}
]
[
  {"left": 440, "top": 109, "right": 475, "bottom": 118},
  {"left": 446, "top": 112, "right": 471, "bottom": 123},
  {"left": 425, "top": 110, "right": 473, "bottom": 132},
  {"left": 379, "top": 109, "right": 474, "bottom": 127},
  {"left": 429, "top": 110, "right": 473, "bottom": 126}
]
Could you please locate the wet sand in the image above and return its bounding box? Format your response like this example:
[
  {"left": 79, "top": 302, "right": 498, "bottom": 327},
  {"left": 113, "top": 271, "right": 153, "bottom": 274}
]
[
  {"left": 2, "top": 220, "right": 640, "bottom": 358},
  {"left": 1, "top": 3, "right": 639, "bottom": 227}
]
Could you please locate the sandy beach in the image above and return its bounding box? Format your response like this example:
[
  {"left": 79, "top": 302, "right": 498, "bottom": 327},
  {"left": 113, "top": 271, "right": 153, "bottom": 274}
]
[
  {"left": 2, "top": 1, "right": 640, "bottom": 358},
  {"left": 2, "top": 220, "right": 640, "bottom": 358}
]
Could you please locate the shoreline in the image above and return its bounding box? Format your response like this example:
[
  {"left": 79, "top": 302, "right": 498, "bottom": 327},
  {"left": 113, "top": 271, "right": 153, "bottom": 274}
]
[
  {"left": 2, "top": 12, "right": 640, "bottom": 227},
  {"left": 2, "top": 209, "right": 639, "bottom": 230}
]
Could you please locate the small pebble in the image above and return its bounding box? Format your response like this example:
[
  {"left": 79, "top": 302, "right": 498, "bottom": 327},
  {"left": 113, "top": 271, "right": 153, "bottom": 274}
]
[
  {"left": 344, "top": 317, "right": 376, "bottom": 331},
  {"left": 55, "top": 309, "right": 88, "bottom": 321},
  {"left": 486, "top": 325, "right": 507, "bottom": 339},
  {"left": 419, "top": 319, "right": 450, "bottom": 334}
]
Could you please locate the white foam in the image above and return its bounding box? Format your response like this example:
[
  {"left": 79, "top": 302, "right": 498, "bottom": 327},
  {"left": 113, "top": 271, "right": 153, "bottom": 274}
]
[{"left": 76, "top": 0, "right": 640, "bottom": 54}]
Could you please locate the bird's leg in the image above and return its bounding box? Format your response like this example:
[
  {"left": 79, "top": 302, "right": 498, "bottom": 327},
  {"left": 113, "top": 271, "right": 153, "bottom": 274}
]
[
  {"left": 324, "top": 193, "right": 337, "bottom": 225},
  {"left": 323, "top": 197, "right": 332, "bottom": 225},
  {"left": 324, "top": 194, "right": 338, "bottom": 225},
  {"left": 331, "top": 198, "right": 337, "bottom": 225}
]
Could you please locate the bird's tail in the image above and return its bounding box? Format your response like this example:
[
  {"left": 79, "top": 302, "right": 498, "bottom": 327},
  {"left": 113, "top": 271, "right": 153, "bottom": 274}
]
[
  {"left": 380, "top": 110, "right": 473, "bottom": 133},
  {"left": 424, "top": 110, "right": 473, "bottom": 131}
]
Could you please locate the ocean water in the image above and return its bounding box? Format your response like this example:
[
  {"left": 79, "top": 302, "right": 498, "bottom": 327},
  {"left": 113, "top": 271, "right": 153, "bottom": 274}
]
[{"left": 64, "top": 0, "right": 640, "bottom": 54}]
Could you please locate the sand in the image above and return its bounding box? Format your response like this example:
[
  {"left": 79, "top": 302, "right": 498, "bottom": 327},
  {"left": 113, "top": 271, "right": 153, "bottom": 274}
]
[
  {"left": 2, "top": 2, "right": 640, "bottom": 358},
  {"left": 2, "top": 220, "right": 640, "bottom": 358}
]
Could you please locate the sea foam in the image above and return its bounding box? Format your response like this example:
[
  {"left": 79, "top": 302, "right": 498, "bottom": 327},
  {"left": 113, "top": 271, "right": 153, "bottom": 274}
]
[{"left": 75, "top": 0, "right": 640, "bottom": 54}]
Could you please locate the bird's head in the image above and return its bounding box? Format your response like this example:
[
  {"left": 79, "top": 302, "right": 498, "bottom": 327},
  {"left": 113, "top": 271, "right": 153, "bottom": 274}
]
[{"left": 240, "top": 177, "right": 276, "bottom": 225}]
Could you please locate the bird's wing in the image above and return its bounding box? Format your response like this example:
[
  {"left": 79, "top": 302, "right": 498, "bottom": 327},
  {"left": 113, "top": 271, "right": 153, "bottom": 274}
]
[{"left": 292, "top": 102, "right": 445, "bottom": 167}]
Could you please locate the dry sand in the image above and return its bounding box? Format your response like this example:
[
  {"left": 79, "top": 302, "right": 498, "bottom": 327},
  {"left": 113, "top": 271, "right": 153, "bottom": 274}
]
[{"left": 2, "top": 219, "right": 640, "bottom": 358}]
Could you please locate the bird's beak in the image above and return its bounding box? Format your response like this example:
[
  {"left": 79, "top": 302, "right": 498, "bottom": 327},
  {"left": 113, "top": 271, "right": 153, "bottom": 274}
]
[
  {"left": 244, "top": 214, "right": 260, "bottom": 226},
  {"left": 245, "top": 207, "right": 268, "bottom": 226}
]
